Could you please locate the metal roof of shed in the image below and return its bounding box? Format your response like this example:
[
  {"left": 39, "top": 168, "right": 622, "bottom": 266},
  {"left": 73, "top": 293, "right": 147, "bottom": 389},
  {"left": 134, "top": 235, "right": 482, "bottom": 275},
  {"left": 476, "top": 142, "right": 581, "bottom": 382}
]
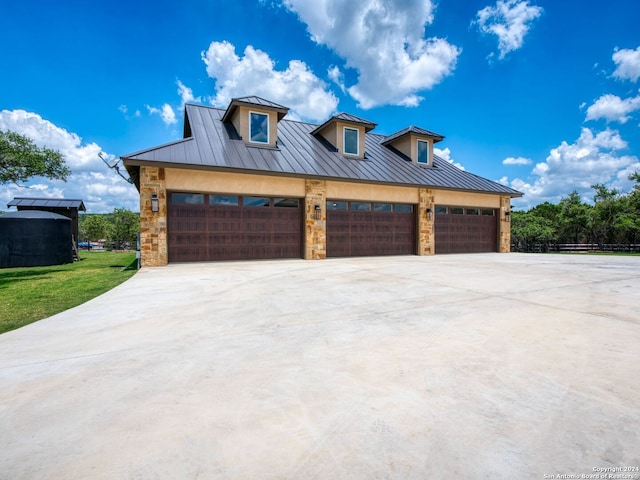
[
  {"left": 7, "top": 197, "right": 86, "bottom": 211},
  {"left": 122, "top": 103, "right": 522, "bottom": 197}
]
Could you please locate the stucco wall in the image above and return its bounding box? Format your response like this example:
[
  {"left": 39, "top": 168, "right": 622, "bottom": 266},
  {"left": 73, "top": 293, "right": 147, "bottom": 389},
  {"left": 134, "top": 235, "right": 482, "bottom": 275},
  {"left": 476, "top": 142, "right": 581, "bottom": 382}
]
[{"left": 166, "top": 169, "right": 305, "bottom": 196}]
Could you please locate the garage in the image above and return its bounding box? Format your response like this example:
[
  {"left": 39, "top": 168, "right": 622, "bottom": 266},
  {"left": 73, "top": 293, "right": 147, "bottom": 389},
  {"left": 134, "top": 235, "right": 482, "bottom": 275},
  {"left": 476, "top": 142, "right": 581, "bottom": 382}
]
[
  {"left": 434, "top": 206, "right": 498, "bottom": 254},
  {"left": 326, "top": 200, "right": 415, "bottom": 257},
  {"left": 168, "top": 192, "right": 302, "bottom": 262}
]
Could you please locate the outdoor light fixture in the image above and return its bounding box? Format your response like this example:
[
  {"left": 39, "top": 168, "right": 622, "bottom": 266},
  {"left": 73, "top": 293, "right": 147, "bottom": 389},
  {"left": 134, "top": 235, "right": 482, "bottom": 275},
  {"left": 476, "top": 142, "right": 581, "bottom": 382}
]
[
  {"left": 505, "top": 211, "right": 511, "bottom": 222},
  {"left": 426, "top": 207, "right": 433, "bottom": 221},
  {"left": 151, "top": 193, "right": 159, "bottom": 213},
  {"left": 313, "top": 204, "right": 321, "bottom": 220}
]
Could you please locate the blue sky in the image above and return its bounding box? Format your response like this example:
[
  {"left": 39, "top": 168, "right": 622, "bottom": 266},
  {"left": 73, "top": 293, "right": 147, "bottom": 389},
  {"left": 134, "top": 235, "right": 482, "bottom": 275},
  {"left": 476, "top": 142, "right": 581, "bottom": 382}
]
[{"left": 2, "top": 0, "right": 640, "bottom": 212}]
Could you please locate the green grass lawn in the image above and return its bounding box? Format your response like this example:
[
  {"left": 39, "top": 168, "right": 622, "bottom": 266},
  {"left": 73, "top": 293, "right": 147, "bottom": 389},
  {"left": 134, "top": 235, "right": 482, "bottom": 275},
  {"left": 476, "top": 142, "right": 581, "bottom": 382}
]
[{"left": 0, "top": 251, "right": 138, "bottom": 335}]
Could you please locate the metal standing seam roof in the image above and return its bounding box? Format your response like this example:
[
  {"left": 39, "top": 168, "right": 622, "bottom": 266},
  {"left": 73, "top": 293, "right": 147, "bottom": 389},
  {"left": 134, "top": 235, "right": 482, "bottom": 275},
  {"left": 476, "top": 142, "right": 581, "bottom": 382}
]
[
  {"left": 122, "top": 103, "right": 523, "bottom": 197},
  {"left": 382, "top": 125, "right": 445, "bottom": 144},
  {"left": 7, "top": 197, "right": 87, "bottom": 210},
  {"left": 310, "top": 112, "right": 377, "bottom": 135},
  {"left": 221, "top": 96, "right": 289, "bottom": 123}
]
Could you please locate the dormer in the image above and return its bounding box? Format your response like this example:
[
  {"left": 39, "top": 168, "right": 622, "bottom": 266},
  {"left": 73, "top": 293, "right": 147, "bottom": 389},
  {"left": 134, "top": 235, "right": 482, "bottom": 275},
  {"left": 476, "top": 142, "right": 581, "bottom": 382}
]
[
  {"left": 221, "top": 96, "right": 289, "bottom": 148},
  {"left": 381, "top": 126, "right": 444, "bottom": 167},
  {"left": 311, "top": 113, "right": 376, "bottom": 159}
]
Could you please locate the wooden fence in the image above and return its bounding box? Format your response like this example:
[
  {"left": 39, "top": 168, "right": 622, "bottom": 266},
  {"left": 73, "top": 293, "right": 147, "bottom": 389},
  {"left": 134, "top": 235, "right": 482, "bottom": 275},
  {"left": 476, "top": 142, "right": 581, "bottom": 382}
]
[{"left": 511, "top": 243, "right": 640, "bottom": 253}]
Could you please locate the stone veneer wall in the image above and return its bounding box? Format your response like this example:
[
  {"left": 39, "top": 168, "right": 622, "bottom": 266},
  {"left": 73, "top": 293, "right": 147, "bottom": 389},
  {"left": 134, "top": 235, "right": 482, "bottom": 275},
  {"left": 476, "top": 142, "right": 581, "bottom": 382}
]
[
  {"left": 499, "top": 195, "right": 511, "bottom": 253},
  {"left": 417, "top": 188, "right": 435, "bottom": 255},
  {"left": 139, "top": 166, "right": 168, "bottom": 266},
  {"left": 304, "top": 179, "right": 327, "bottom": 260}
]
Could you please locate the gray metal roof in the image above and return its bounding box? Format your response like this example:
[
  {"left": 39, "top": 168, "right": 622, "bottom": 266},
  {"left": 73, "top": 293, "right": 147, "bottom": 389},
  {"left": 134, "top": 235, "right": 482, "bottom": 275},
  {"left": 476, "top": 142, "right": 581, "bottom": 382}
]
[
  {"left": 310, "top": 112, "right": 377, "bottom": 135},
  {"left": 221, "top": 96, "right": 289, "bottom": 123},
  {"left": 7, "top": 197, "right": 86, "bottom": 210},
  {"left": 122, "top": 104, "right": 522, "bottom": 197},
  {"left": 382, "top": 125, "right": 445, "bottom": 145}
]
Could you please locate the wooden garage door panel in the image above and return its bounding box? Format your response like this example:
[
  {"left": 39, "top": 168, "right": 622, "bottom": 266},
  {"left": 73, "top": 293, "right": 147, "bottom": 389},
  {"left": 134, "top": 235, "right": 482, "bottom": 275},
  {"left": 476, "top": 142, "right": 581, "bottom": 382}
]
[
  {"left": 168, "top": 195, "right": 302, "bottom": 262},
  {"left": 435, "top": 208, "right": 497, "bottom": 254},
  {"left": 327, "top": 202, "right": 415, "bottom": 257}
]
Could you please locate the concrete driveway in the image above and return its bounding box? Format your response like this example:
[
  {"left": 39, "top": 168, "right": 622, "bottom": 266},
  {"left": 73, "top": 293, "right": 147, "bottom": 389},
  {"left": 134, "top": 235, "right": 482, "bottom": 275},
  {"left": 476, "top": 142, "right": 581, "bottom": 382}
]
[{"left": 1, "top": 253, "right": 639, "bottom": 479}]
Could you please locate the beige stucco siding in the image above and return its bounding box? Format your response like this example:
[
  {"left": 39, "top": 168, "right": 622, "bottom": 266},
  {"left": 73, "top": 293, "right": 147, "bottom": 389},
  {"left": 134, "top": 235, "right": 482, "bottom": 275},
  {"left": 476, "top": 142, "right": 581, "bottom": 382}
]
[
  {"left": 327, "top": 181, "right": 418, "bottom": 203},
  {"left": 393, "top": 136, "right": 412, "bottom": 158},
  {"left": 165, "top": 168, "right": 306, "bottom": 197},
  {"left": 434, "top": 190, "right": 502, "bottom": 208}
]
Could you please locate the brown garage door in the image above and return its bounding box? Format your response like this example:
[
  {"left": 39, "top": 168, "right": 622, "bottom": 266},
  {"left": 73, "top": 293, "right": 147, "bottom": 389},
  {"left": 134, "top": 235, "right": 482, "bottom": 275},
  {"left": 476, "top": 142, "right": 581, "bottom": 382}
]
[
  {"left": 326, "top": 201, "right": 415, "bottom": 257},
  {"left": 434, "top": 206, "right": 497, "bottom": 254},
  {"left": 168, "top": 193, "right": 302, "bottom": 262}
]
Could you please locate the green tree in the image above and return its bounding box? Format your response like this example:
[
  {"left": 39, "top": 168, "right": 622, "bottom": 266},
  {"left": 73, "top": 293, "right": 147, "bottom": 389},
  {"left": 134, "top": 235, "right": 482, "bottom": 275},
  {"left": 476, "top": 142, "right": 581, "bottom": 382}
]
[
  {"left": 108, "top": 208, "right": 139, "bottom": 249},
  {"left": 591, "top": 184, "right": 623, "bottom": 244},
  {"left": 80, "top": 215, "right": 110, "bottom": 242},
  {"left": 511, "top": 211, "right": 556, "bottom": 251},
  {"left": 558, "top": 191, "right": 592, "bottom": 243},
  {"left": 0, "top": 130, "right": 70, "bottom": 185},
  {"left": 528, "top": 201, "right": 560, "bottom": 224}
]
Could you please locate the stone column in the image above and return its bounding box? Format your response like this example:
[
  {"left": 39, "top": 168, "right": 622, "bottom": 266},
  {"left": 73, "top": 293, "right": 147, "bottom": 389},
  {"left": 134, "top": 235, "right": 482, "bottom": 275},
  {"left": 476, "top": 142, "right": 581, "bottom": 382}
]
[
  {"left": 499, "top": 195, "right": 511, "bottom": 253},
  {"left": 304, "top": 179, "right": 327, "bottom": 260},
  {"left": 417, "top": 188, "right": 435, "bottom": 255},
  {"left": 139, "top": 166, "right": 168, "bottom": 266}
]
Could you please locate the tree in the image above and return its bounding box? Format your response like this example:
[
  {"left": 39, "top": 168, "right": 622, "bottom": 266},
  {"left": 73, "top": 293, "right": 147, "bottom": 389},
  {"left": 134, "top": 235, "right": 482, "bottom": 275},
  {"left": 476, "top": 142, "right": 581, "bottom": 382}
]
[
  {"left": 558, "top": 191, "right": 591, "bottom": 243},
  {"left": 511, "top": 210, "right": 556, "bottom": 251},
  {"left": 108, "top": 208, "right": 139, "bottom": 249},
  {"left": 80, "top": 215, "right": 110, "bottom": 242},
  {"left": 591, "top": 184, "right": 623, "bottom": 244},
  {"left": 0, "top": 130, "right": 70, "bottom": 185}
]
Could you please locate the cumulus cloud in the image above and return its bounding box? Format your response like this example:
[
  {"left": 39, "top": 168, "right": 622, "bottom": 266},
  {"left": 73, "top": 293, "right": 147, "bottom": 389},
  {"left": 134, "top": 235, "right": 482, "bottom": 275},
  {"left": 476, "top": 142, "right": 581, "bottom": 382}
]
[
  {"left": 612, "top": 46, "right": 640, "bottom": 82},
  {"left": 146, "top": 103, "right": 177, "bottom": 125},
  {"left": 475, "top": 0, "right": 543, "bottom": 60},
  {"left": 327, "top": 65, "right": 346, "bottom": 93},
  {"left": 502, "top": 127, "right": 640, "bottom": 209},
  {"left": 0, "top": 109, "right": 138, "bottom": 213},
  {"left": 282, "top": 0, "right": 460, "bottom": 109},
  {"left": 434, "top": 146, "right": 465, "bottom": 171},
  {"left": 585, "top": 93, "right": 640, "bottom": 123},
  {"left": 503, "top": 156, "right": 532, "bottom": 165},
  {"left": 177, "top": 80, "right": 201, "bottom": 107},
  {"left": 201, "top": 40, "right": 338, "bottom": 122}
]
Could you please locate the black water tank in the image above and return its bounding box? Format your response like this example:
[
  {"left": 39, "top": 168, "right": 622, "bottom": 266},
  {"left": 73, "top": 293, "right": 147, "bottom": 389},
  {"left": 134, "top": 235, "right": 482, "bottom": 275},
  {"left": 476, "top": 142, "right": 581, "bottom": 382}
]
[{"left": 0, "top": 210, "right": 73, "bottom": 268}]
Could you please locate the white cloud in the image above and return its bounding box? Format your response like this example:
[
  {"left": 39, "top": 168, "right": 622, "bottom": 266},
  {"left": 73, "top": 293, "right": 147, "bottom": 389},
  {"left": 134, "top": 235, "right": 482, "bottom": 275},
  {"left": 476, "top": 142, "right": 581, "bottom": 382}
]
[
  {"left": 612, "top": 46, "right": 640, "bottom": 82},
  {"left": 282, "top": 0, "right": 460, "bottom": 109},
  {"left": 503, "top": 127, "right": 640, "bottom": 209},
  {"left": 327, "top": 65, "right": 346, "bottom": 93},
  {"left": 177, "top": 80, "right": 201, "bottom": 107},
  {"left": 434, "top": 147, "right": 465, "bottom": 171},
  {"left": 146, "top": 103, "right": 177, "bottom": 125},
  {"left": 0, "top": 109, "right": 138, "bottom": 213},
  {"left": 475, "top": 0, "right": 543, "bottom": 60},
  {"left": 201, "top": 40, "right": 338, "bottom": 122},
  {"left": 585, "top": 93, "right": 640, "bottom": 123},
  {"left": 503, "top": 156, "right": 532, "bottom": 165}
]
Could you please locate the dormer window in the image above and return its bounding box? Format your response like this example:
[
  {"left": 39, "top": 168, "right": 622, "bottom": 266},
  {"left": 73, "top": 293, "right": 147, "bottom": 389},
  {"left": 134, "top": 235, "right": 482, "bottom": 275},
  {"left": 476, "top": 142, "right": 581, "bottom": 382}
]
[
  {"left": 417, "top": 139, "right": 429, "bottom": 165},
  {"left": 382, "top": 125, "right": 444, "bottom": 166},
  {"left": 311, "top": 113, "right": 376, "bottom": 159},
  {"left": 344, "top": 127, "right": 359, "bottom": 156},
  {"left": 221, "top": 97, "right": 289, "bottom": 148},
  {"left": 249, "top": 111, "right": 269, "bottom": 144}
]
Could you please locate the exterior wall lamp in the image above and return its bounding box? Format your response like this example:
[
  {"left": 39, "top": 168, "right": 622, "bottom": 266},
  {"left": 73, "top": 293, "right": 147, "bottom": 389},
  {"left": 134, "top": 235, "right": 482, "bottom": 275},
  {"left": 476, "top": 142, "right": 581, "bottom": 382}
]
[
  {"left": 151, "top": 193, "right": 159, "bottom": 213},
  {"left": 505, "top": 211, "right": 510, "bottom": 222},
  {"left": 313, "top": 204, "right": 321, "bottom": 220},
  {"left": 426, "top": 207, "right": 433, "bottom": 221}
]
